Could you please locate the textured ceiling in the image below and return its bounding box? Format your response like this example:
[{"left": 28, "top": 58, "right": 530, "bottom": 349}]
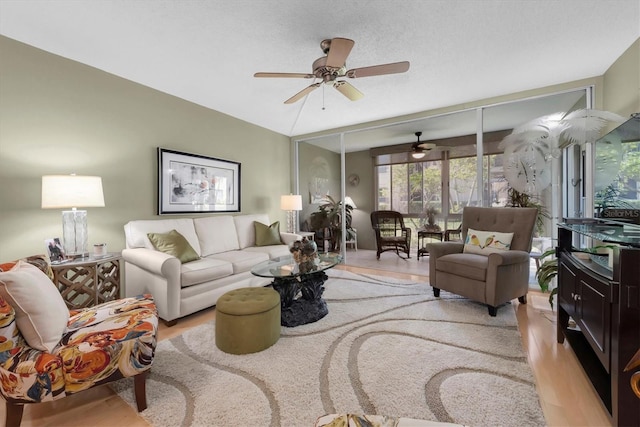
[{"left": 1, "top": 0, "right": 638, "bottom": 146}]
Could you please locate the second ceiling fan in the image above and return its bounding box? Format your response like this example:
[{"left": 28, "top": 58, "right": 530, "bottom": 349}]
[
  {"left": 254, "top": 37, "right": 410, "bottom": 104},
  {"left": 411, "top": 132, "right": 449, "bottom": 159}
]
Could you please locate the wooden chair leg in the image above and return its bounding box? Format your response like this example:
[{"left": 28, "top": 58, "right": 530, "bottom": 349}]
[
  {"left": 5, "top": 402, "right": 24, "bottom": 427},
  {"left": 433, "top": 287, "right": 440, "bottom": 297},
  {"left": 488, "top": 306, "right": 498, "bottom": 317},
  {"left": 518, "top": 295, "right": 527, "bottom": 304},
  {"left": 134, "top": 371, "right": 148, "bottom": 412}
]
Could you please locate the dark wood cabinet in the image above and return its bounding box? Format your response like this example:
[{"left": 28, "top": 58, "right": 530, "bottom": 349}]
[{"left": 557, "top": 219, "right": 640, "bottom": 426}]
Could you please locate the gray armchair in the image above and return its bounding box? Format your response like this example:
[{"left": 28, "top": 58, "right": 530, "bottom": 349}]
[{"left": 426, "top": 206, "right": 537, "bottom": 316}]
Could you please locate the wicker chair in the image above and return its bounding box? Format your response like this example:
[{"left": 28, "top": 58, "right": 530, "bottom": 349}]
[{"left": 370, "top": 210, "right": 412, "bottom": 259}]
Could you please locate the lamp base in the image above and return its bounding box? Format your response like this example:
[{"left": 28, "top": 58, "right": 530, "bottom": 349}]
[
  {"left": 62, "top": 209, "right": 89, "bottom": 257},
  {"left": 286, "top": 210, "right": 298, "bottom": 234}
]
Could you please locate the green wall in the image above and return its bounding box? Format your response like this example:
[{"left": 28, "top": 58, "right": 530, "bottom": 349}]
[
  {"left": 603, "top": 38, "right": 640, "bottom": 122},
  {"left": 0, "top": 36, "right": 292, "bottom": 260}
]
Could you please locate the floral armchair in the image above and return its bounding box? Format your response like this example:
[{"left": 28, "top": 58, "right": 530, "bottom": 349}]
[{"left": 0, "top": 255, "right": 158, "bottom": 427}]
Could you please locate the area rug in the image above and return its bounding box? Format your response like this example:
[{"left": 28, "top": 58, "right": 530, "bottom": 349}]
[{"left": 112, "top": 270, "right": 546, "bottom": 427}]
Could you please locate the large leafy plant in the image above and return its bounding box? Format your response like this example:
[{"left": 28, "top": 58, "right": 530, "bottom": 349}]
[
  {"left": 507, "top": 188, "right": 550, "bottom": 236},
  {"left": 309, "top": 195, "right": 354, "bottom": 251}
]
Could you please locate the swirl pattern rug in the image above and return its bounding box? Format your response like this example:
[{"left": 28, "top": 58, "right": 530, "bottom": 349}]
[{"left": 112, "top": 269, "right": 546, "bottom": 427}]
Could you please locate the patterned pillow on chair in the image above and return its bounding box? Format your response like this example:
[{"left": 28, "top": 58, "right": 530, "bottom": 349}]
[{"left": 463, "top": 228, "right": 514, "bottom": 255}]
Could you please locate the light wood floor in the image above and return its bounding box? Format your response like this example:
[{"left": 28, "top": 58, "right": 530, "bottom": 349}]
[{"left": 5, "top": 259, "right": 612, "bottom": 426}]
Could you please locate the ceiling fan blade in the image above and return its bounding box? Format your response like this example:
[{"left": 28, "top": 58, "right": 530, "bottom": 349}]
[
  {"left": 284, "top": 82, "right": 321, "bottom": 104},
  {"left": 334, "top": 81, "right": 364, "bottom": 101},
  {"left": 254, "top": 72, "right": 315, "bottom": 79},
  {"left": 417, "top": 142, "right": 437, "bottom": 150},
  {"left": 326, "top": 38, "right": 354, "bottom": 68},
  {"left": 346, "top": 61, "right": 410, "bottom": 78}
]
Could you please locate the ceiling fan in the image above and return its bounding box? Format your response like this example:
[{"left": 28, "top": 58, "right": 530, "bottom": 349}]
[
  {"left": 410, "top": 132, "right": 447, "bottom": 159},
  {"left": 254, "top": 37, "right": 410, "bottom": 104}
]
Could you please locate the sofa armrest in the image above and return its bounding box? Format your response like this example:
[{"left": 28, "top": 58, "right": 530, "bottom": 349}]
[
  {"left": 425, "top": 242, "right": 464, "bottom": 285},
  {"left": 280, "top": 232, "right": 302, "bottom": 245},
  {"left": 121, "top": 248, "right": 182, "bottom": 323},
  {"left": 122, "top": 248, "right": 180, "bottom": 276},
  {"left": 487, "top": 250, "right": 530, "bottom": 267},
  {"left": 425, "top": 241, "right": 464, "bottom": 258},
  {"left": 485, "top": 250, "right": 531, "bottom": 305}
]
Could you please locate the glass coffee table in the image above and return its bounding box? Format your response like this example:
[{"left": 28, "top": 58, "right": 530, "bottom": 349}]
[{"left": 251, "top": 254, "right": 342, "bottom": 327}]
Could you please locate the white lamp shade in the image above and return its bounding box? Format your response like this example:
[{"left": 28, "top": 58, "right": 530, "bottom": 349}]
[
  {"left": 344, "top": 196, "right": 357, "bottom": 209},
  {"left": 280, "top": 194, "right": 302, "bottom": 211},
  {"left": 42, "top": 175, "right": 105, "bottom": 209},
  {"left": 411, "top": 151, "right": 426, "bottom": 159}
]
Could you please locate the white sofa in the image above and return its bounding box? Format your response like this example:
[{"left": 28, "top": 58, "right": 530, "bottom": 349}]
[{"left": 122, "top": 214, "right": 299, "bottom": 325}]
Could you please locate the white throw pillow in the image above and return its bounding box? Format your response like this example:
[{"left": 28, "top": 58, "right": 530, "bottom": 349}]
[
  {"left": 0, "top": 260, "right": 69, "bottom": 352},
  {"left": 463, "top": 228, "right": 514, "bottom": 255}
]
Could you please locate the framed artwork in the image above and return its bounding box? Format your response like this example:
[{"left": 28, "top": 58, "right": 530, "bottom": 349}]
[
  {"left": 309, "top": 157, "right": 330, "bottom": 204},
  {"left": 45, "top": 237, "right": 67, "bottom": 264},
  {"left": 158, "top": 148, "right": 241, "bottom": 214}
]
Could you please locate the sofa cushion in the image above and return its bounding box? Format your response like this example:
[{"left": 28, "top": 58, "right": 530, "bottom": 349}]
[
  {"left": 194, "top": 216, "right": 240, "bottom": 256},
  {"left": 463, "top": 228, "right": 514, "bottom": 256},
  {"left": 0, "top": 261, "right": 69, "bottom": 353},
  {"left": 181, "top": 257, "right": 234, "bottom": 287},
  {"left": 208, "top": 250, "right": 269, "bottom": 274},
  {"left": 243, "top": 245, "right": 291, "bottom": 259},
  {"left": 148, "top": 229, "right": 201, "bottom": 264},
  {"left": 124, "top": 218, "right": 201, "bottom": 255},
  {"left": 436, "top": 253, "right": 488, "bottom": 282},
  {"left": 255, "top": 221, "right": 283, "bottom": 246},
  {"left": 234, "top": 214, "right": 271, "bottom": 249}
]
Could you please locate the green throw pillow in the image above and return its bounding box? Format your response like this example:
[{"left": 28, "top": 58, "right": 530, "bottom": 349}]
[
  {"left": 147, "top": 229, "right": 200, "bottom": 263},
  {"left": 254, "top": 221, "right": 283, "bottom": 246}
]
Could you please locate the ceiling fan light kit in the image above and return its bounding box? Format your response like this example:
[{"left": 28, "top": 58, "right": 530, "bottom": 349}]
[{"left": 254, "top": 37, "right": 410, "bottom": 104}]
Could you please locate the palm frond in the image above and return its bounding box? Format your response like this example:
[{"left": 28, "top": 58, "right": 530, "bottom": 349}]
[
  {"left": 498, "top": 129, "right": 549, "bottom": 149},
  {"left": 559, "top": 109, "right": 625, "bottom": 145},
  {"left": 511, "top": 112, "right": 564, "bottom": 134}
]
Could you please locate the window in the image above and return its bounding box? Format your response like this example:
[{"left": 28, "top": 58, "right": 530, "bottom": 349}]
[{"left": 374, "top": 136, "right": 507, "bottom": 235}]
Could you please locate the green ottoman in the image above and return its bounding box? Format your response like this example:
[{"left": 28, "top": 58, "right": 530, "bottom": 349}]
[{"left": 215, "top": 287, "right": 281, "bottom": 355}]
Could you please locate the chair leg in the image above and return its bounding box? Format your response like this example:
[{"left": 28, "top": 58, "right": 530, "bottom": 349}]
[
  {"left": 134, "top": 371, "right": 148, "bottom": 412},
  {"left": 518, "top": 295, "right": 527, "bottom": 304},
  {"left": 433, "top": 287, "right": 440, "bottom": 297},
  {"left": 488, "top": 306, "right": 498, "bottom": 317},
  {"left": 164, "top": 319, "right": 178, "bottom": 327},
  {"left": 5, "top": 402, "right": 24, "bottom": 427}
]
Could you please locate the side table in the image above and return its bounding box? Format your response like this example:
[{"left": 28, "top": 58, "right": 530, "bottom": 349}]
[
  {"left": 417, "top": 230, "right": 444, "bottom": 259},
  {"left": 51, "top": 253, "right": 122, "bottom": 309}
]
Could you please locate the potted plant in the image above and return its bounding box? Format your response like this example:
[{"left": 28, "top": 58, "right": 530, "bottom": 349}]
[
  {"left": 422, "top": 206, "right": 441, "bottom": 232},
  {"left": 507, "top": 188, "right": 550, "bottom": 236},
  {"left": 535, "top": 248, "right": 558, "bottom": 308},
  {"left": 309, "top": 195, "right": 354, "bottom": 252}
]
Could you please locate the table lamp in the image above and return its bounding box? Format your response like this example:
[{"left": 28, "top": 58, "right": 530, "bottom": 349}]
[
  {"left": 280, "top": 194, "right": 302, "bottom": 233},
  {"left": 344, "top": 196, "right": 357, "bottom": 209},
  {"left": 42, "top": 175, "right": 105, "bottom": 257}
]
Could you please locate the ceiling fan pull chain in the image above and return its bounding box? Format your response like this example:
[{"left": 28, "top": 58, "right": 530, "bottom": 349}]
[{"left": 322, "top": 84, "right": 326, "bottom": 110}]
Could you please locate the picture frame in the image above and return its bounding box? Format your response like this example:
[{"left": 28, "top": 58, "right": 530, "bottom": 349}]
[
  {"left": 158, "top": 148, "right": 241, "bottom": 214},
  {"left": 45, "top": 237, "right": 67, "bottom": 263}
]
